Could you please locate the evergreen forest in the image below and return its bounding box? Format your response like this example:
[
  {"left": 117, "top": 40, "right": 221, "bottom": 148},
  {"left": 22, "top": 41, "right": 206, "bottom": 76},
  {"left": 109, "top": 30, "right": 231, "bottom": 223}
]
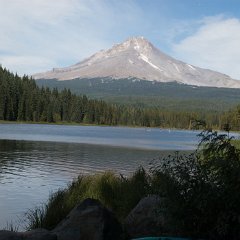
[{"left": 1, "top": 66, "right": 240, "bottom": 130}]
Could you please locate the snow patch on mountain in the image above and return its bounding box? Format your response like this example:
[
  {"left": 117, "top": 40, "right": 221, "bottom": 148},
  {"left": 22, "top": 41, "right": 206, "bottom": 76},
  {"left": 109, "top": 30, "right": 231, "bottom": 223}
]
[
  {"left": 139, "top": 53, "right": 163, "bottom": 71},
  {"left": 173, "top": 63, "right": 180, "bottom": 73},
  {"left": 33, "top": 36, "right": 240, "bottom": 88},
  {"left": 187, "top": 64, "right": 196, "bottom": 71}
]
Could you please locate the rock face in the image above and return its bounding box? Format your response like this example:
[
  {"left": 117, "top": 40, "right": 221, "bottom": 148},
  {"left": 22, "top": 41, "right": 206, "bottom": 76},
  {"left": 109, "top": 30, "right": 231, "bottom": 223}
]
[
  {"left": 0, "top": 229, "right": 57, "bottom": 240},
  {"left": 33, "top": 36, "right": 240, "bottom": 88},
  {"left": 124, "top": 195, "right": 167, "bottom": 238},
  {"left": 53, "top": 198, "right": 124, "bottom": 240}
]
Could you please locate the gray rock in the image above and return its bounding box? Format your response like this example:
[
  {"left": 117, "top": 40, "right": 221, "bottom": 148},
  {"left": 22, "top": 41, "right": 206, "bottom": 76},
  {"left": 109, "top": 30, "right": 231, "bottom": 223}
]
[
  {"left": 53, "top": 198, "right": 124, "bottom": 240},
  {"left": 22, "top": 229, "right": 57, "bottom": 240},
  {"left": 124, "top": 195, "right": 167, "bottom": 238},
  {"left": 0, "top": 229, "right": 57, "bottom": 240},
  {"left": 0, "top": 231, "right": 22, "bottom": 240}
]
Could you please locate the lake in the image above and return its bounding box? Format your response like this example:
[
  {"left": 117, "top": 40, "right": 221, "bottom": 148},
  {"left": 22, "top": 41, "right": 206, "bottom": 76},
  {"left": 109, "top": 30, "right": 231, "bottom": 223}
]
[{"left": 0, "top": 123, "right": 199, "bottom": 229}]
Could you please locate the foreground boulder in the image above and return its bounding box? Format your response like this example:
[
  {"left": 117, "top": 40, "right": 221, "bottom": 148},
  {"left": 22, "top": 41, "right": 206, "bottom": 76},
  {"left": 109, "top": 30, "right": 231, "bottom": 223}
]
[
  {"left": 124, "top": 195, "right": 167, "bottom": 238},
  {"left": 22, "top": 229, "right": 57, "bottom": 240},
  {"left": 0, "top": 229, "right": 57, "bottom": 240},
  {"left": 0, "top": 231, "right": 21, "bottom": 240},
  {"left": 53, "top": 198, "right": 124, "bottom": 240}
]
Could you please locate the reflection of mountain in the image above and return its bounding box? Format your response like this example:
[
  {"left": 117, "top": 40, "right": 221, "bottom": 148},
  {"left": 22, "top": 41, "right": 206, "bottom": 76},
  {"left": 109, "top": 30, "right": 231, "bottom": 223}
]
[{"left": 33, "top": 36, "right": 240, "bottom": 88}]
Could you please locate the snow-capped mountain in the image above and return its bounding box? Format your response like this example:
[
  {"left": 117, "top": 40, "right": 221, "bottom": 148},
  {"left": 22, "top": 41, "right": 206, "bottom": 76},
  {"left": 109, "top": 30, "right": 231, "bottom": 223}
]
[{"left": 33, "top": 37, "right": 240, "bottom": 88}]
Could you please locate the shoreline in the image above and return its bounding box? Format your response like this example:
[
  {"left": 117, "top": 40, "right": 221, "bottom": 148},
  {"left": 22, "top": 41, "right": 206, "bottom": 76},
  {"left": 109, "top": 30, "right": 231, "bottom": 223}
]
[
  {"left": 1, "top": 120, "right": 237, "bottom": 135},
  {"left": 0, "top": 120, "right": 207, "bottom": 132}
]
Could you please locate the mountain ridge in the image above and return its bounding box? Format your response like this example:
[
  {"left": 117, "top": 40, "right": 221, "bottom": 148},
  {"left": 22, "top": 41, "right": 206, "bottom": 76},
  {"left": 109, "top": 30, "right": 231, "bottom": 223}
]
[
  {"left": 33, "top": 36, "right": 240, "bottom": 88},
  {"left": 36, "top": 77, "right": 240, "bottom": 112}
]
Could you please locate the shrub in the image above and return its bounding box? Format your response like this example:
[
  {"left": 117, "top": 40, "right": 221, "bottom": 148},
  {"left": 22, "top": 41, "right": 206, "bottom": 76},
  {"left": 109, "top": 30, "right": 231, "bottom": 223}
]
[{"left": 151, "top": 129, "right": 240, "bottom": 239}]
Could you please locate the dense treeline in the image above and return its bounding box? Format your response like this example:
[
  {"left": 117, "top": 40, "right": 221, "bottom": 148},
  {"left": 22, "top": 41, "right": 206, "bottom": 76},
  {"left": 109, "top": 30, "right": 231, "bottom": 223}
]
[
  {"left": 37, "top": 78, "right": 240, "bottom": 112},
  {"left": 220, "top": 106, "right": 240, "bottom": 131},
  {"left": 0, "top": 66, "right": 239, "bottom": 129}
]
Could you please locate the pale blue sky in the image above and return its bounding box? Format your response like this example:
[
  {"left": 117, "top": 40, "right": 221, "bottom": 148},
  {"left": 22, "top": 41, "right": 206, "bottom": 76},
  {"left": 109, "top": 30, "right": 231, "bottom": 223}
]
[{"left": 1, "top": 0, "right": 240, "bottom": 79}]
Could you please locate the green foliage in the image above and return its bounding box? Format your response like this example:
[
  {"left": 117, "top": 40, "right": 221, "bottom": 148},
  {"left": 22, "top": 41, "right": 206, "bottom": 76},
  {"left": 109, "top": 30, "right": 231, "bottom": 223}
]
[
  {"left": 26, "top": 168, "right": 150, "bottom": 230},
  {"left": 151, "top": 129, "right": 240, "bottom": 239},
  {"left": 36, "top": 77, "right": 240, "bottom": 113},
  {"left": 2, "top": 66, "right": 240, "bottom": 129},
  {"left": 231, "top": 139, "right": 240, "bottom": 149},
  {"left": 220, "top": 105, "right": 240, "bottom": 130},
  {"left": 35, "top": 77, "right": 240, "bottom": 131},
  {"left": 25, "top": 189, "right": 69, "bottom": 230},
  {"left": 0, "top": 66, "right": 224, "bottom": 129}
]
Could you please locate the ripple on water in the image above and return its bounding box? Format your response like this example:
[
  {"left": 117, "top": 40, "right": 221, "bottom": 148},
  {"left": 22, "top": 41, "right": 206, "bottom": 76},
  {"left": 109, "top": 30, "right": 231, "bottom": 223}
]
[{"left": 0, "top": 124, "right": 203, "bottom": 230}]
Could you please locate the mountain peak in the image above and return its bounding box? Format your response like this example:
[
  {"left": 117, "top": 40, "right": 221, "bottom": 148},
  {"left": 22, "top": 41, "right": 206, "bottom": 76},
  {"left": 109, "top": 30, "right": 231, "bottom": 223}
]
[
  {"left": 33, "top": 36, "right": 240, "bottom": 88},
  {"left": 106, "top": 36, "right": 153, "bottom": 56},
  {"left": 124, "top": 36, "right": 150, "bottom": 45},
  {"left": 114, "top": 36, "right": 153, "bottom": 52}
]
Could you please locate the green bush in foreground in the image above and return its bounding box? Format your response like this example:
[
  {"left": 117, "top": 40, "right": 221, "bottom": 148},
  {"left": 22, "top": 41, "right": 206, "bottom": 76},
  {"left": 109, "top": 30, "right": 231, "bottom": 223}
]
[
  {"left": 150, "top": 129, "right": 240, "bottom": 239},
  {"left": 26, "top": 129, "right": 240, "bottom": 239}
]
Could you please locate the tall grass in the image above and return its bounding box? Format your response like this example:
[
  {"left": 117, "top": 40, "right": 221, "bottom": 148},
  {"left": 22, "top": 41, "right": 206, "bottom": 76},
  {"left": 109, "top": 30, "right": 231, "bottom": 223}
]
[
  {"left": 3, "top": 221, "right": 19, "bottom": 232},
  {"left": 26, "top": 168, "right": 150, "bottom": 230}
]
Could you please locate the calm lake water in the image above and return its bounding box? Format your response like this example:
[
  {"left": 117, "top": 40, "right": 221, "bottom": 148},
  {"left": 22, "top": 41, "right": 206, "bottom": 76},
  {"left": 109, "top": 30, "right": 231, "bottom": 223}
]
[{"left": 0, "top": 123, "right": 200, "bottom": 229}]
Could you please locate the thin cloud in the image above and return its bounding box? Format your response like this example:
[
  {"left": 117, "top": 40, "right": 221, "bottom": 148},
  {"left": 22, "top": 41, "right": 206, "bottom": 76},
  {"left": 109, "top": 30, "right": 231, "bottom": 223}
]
[
  {"left": 173, "top": 16, "right": 240, "bottom": 79},
  {"left": 0, "top": 55, "right": 56, "bottom": 75},
  {"left": 0, "top": 0, "right": 143, "bottom": 75}
]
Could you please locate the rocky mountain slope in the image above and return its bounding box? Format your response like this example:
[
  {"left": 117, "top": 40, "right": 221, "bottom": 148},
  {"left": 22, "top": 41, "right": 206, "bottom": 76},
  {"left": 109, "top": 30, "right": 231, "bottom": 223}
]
[{"left": 33, "top": 37, "right": 240, "bottom": 88}]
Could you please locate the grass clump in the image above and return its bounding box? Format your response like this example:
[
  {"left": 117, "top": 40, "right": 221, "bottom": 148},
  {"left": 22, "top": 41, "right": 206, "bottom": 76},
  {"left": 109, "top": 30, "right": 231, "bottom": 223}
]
[{"left": 26, "top": 169, "right": 150, "bottom": 230}]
